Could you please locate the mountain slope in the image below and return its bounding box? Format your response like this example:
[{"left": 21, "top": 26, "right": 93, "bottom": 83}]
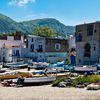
[
  {"left": 0, "top": 14, "right": 23, "bottom": 33},
  {"left": 0, "top": 13, "right": 75, "bottom": 36}
]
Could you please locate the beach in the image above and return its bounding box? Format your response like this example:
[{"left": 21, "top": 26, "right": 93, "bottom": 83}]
[{"left": 0, "top": 85, "right": 100, "bottom": 100}]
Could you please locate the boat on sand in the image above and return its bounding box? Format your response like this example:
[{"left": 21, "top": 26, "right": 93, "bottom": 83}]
[
  {"left": 0, "top": 71, "right": 32, "bottom": 80},
  {"left": 5, "top": 62, "right": 28, "bottom": 69},
  {"left": 12, "top": 76, "right": 56, "bottom": 86}
]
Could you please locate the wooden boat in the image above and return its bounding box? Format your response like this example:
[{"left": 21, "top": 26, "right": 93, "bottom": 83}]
[
  {"left": 0, "top": 70, "right": 6, "bottom": 73},
  {"left": 5, "top": 63, "right": 28, "bottom": 69},
  {"left": 12, "top": 76, "right": 56, "bottom": 85},
  {"left": 0, "top": 67, "right": 69, "bottom": 80},
  {"left": 0, "top": 72, "right": 32, "bottom": 80},
  {"left": 31, "top": 73, "right": 69, "bottom": 78}
]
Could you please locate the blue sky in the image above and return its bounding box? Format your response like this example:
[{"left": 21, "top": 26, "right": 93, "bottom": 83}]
[{"left": 0, "top": 0, "right": 100, "bottom": 25}]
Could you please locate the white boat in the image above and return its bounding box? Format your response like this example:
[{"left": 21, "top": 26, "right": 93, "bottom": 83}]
[
  {"left": 12, "top": 76, "right": 56, "bottom": 85},
  {"left": 5, "top": 62, "right": 28, "bottom": 69}
]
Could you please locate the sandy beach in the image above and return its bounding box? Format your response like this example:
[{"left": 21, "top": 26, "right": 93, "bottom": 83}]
[{"left": 0, "top": 85, "right": 100, "bottom": 100}]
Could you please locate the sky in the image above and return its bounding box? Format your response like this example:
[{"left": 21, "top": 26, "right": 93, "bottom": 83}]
[{"left": 0, "top": 0, "right": 100, "bottom": 26}]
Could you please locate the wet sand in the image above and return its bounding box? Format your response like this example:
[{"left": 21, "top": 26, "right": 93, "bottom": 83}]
[{"left": 0, "top": 85, "right": 100, "bottom": 100}]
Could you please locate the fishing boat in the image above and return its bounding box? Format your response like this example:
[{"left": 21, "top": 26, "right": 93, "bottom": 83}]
[
  {"left": 5, "top": 62, "right": 28, "bottom": 69},
  {"left": 0, "top": 70, "right": 6, "bottom": 73},
  {"left": 0, "top": 66, "right": 69, "bottom": 80},
  {"left": 31, "top": 70, "right": 69, "bottom": 78},
  {"left": 34, "top": 65, "right": 47, "bottom": 70},
  {"left": 12, "top": 76, "right": 56, "bottom": 85},
  {"left": 0, "top": 71, "right": 32, "bottom": 80}
]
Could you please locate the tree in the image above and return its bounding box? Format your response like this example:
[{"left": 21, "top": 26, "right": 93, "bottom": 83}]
[
  {"left": 13, "top": 31, "right": 21, "bottom": 40},
  {"left": 32, "top": 26, "right": 57, "bottom": 37},
  {"left": 0, "top": 31, "right": 22, "bottom": 40}
]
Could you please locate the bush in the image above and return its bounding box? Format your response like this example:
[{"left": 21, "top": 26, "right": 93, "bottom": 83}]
[
  {"left": 73, "top": 75, "right": 100, "bottom": 87},
  {"left": 52, "top": 77, "right": 66, "bottom": 87},
  {"left": 52, "top": 75, "right": 100, "bottom": 87}
]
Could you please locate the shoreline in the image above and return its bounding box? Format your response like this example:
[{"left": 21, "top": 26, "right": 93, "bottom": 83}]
[{"left": 0, "top": 85, "right": 100, "bottom": 100}]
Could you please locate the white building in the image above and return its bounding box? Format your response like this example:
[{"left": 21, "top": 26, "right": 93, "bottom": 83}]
[
  {"left": 0, "top": 36, "right": 26, "bottom": 62},
  {"left": 0, "top": 35, "right": 69, "bottom": 63},
  {"left": 26, "top": 35, "right": 68, "bottom": 63},
  {"left": 27, "top": 35, "right": 45, "bottom": 62}
]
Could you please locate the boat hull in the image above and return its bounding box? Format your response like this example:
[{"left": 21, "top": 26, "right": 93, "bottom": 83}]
[
  {"left": 0, "top": 72, "right": 31, "bottom": 80},
  {"left": 13, "top": 76, "right": 56, "bottom": 85},
  {"left": 5, "top": 63, "right": 28, "bottom": 69}
]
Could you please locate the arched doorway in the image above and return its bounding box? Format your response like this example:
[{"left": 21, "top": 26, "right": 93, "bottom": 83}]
[{"left": 84, "top": 43, "right": 91, "bottom": 58}]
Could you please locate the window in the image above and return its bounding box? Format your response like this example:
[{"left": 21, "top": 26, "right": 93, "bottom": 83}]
[
  {"left": 12, "top": 50, "right": 16, "bottom": 57},
  {"left": 94, "top": 29, "right": 97, "bottom": 33},
  {"left": 3, "top": 57, "right": 5, "bottom": 62},
  {"left": 94, "top": 46, "right": 96, "bottom": 51},
  {"left": 87, "top": 24, "right": 94, "bottom": 36},
  {"left": 26, "top": 40, "right": 28, "bottom": 48},
  {"left": 31, "top": 38, "right": 34, "bottom": 42},
  {"left": 30, "top": 44, "right": 34, "bottom": 52},
  {"left": 84, "top": 43, "right": 91, "bottom": 58},
  {"left": 16, "top": 50, "right": 19, "bottom": 56},
  {"left": 55, "top": 43, "right": 61, "bottom": 51},
  {"left": 37, "top": 45, "right": 43, "bottom": 52}
]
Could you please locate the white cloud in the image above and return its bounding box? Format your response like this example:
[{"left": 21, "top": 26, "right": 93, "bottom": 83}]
[
  {"left": 8, "top": 0, "right": 36, "bottom": 7},
  {"left": 8, "top": 0, "right": 17, "bottom": 6},
  {"left": 23, "top": 13, "right": 48, "bottom": 20}
]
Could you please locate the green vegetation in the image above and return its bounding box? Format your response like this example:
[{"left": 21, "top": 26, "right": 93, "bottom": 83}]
[
  {"left": 32, "top": 26, "right": 57, "bottom": 37},
  {"left": 52, "top": 75, "right": 100, "bottom": 87},
  {"left": 0, "top": 31, "right": 22, "bottom": 40},
  {"left": 66, "top": 58, "right": 70, "bottom": 65},
  {"left": 73, "top": 75, "right": 100, "bottom": 86},
  {"left": 52, "top": 77, "right": 67, "bottom": 87},
  {"left": 0, "top": 13, "right": 75, "bottom": 37},
  {"left": 56, "top": 59, "right": 63, "bottom": 62}
]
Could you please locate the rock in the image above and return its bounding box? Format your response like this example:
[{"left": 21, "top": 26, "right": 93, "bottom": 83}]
[
  {"left": 76, "top": 84, "right": 85, "bottom": 88},
  {"left": 64, "top": 78, "right": 72, "bottom": 82},
  {"left": 84, "top": 83, "right": 90, "bottom": 87},
  {"left": 65, "top": 82, "right": 72, "bottom": 86},
  {"left": 87, "top": 84, "right": 100, "bottom": 90},
  {"left": 64, "top": 78, "right": 73, "bottom": 86},
  {"left": 58, "top": 82, "right": 66, "bottom": 88}
]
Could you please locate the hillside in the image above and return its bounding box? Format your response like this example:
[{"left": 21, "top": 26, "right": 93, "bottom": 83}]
[{"left": 0, "top": 13, "right": 75, "bottom": 36}]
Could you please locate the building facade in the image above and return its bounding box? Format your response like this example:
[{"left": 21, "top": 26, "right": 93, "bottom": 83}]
[
  {"left": 68, "top": 35, "right": 76, "bottom": 51},
  {"left": 0, "top": 36, "right": 26, "bottom": 62},
  {"left": 27, "top": 35, "right": 68, "bottom": 63},
  {"left": 76, "top": 22, "right": 100, "bottom": 65}
]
